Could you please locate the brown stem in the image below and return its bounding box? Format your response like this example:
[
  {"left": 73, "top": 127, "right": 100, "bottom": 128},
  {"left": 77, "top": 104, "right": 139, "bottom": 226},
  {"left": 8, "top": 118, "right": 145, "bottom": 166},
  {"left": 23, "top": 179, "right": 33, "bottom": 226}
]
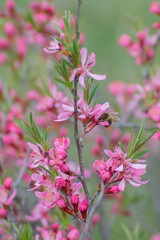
[
  {"left": 73, "top": 76, "right": 90, "bottom": 201},
  {"left": 76, "top": 0, "right": 82, "bottom": 40}
]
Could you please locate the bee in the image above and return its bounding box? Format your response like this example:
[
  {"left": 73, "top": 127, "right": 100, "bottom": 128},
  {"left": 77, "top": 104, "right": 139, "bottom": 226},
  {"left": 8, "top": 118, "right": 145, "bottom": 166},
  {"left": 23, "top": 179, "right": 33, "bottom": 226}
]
[{"left": 98, "top": 112, "right": 120, "bottom": 127}]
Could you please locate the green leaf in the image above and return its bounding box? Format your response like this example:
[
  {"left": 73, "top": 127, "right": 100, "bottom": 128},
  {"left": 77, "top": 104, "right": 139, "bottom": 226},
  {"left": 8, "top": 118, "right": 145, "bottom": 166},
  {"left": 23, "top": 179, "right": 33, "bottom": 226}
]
[
  {"left": 137, "top": 128, "right": 159, "bottom": 151},
  {"left": 53, "top": 22, "right": 63, "bottom": 34},
  {"left": 39, "top": 165, "right": 55, "bottom": 178},
  {"left": 61, "top": 59, "right": 69, "bottom": 79},
  {"left": 29, "top": 112, "right": 33, "bottom": 125},
  {"left": 121, "top": 223, "right": 133, "bottom": 240},
  {"left": 127, "top": 130, "right": 133, "bottom": 155},
  {"left": 133, "top": 119, "right": 145, "bottom": 149},
  {"left": 63, "top": 17, "right": 70, "bottom": 37},
  {"left": 55, "top": 77, "right": 70, "bottom": 87},
  {"left": 93, "top": 96, "right": 102, "bottom": 107},
  {"left": 133, "top": 148, "right": 151, "bottom": 159},
  {"left": 118, "top": 142, "right": 124, "bottom": 153},
  {"left": 88, "top": 83, "right": 99, "bottom": 105},
  {"left": 59, "top": 57, "right": 74, "bottom": 69}
]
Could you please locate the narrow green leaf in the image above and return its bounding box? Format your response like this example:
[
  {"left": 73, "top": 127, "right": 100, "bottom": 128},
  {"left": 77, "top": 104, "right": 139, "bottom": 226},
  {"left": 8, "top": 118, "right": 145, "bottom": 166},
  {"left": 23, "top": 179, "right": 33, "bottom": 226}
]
[
  {"left": 39, "top": 165, "right": 55, "bottom": 178},
  {"left": 133, "top": 148, "right": 151, "bottom": 159},
  {"left": 55, "top": 77, "right": 70, "bottom": 87},
  {"left": 118, "top": 142, "right": 124, "bottom": 152},
  {"left": 127, "top": 131, "right": 133, "bottom": 155},
  {"left": 133, "top": 119, "right": 145, "bottom": 149},
  {"left": 29, "top": 112, "right": 33, "bottom": 125},
  {"left": 93, "top": 96, "right": 102, "bottom": 107},
  {"left": 121, "top": 223, "right": 133, "bottom": 239},
  {"left": 61, "top": 59, "right": 69, "bottom": 79},
  {"left": 53, "top": 22, "right": 63, "bottom": 34},
  {"left": 137, "top": 128, "right": 159, "bottom": 150},
  {"left": 88, "top": 83, "right": 99, "bottom": 105},
  {"left": 59, "top": 57, "right": 74, "bottom": 69},
  {"left": 63, "top": 17, "right": 70, "bottom": 37}
]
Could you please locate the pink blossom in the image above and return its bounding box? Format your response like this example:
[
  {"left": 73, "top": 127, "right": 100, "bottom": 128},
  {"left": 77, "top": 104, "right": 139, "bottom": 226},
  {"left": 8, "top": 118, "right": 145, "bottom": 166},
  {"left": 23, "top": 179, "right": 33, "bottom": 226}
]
[
  {"left": 4, "top": 22, "right": 16, "bottom": 37},
  {"left": 118, "top": 34, "right": 132, "bottom": 47},
  {"left": 27, "top": 142, "right": 48, "bottom": 168},
  {"left": 70, "top": 48, "right": 106, "bottom": 87},
  {"left": 150, "top": 2, "right": 160, "bottom": 15},
  {"left": 148, "top": 105, "right": 160, "bottom": 122},
  {"left": 67, "top": 228, "right": 79, "bottom": 240},
  {"left": 43, "top": 38, "right": 62, "bottom": 54},
  {"left": 150, "top": 233, "right": 160, "bottom": 240},
  {"left": 0, "top": 185, "right": 17, "bottom": 205},
  {"left": 35, "top": 185, "right": 60, "bottom": 208}
]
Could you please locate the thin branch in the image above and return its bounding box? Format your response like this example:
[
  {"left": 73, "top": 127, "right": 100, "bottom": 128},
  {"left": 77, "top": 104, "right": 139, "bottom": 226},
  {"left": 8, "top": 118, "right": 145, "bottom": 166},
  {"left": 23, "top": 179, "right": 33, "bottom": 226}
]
[
  {"left": 13, "top": 148, "right": 30, "bottom": 188},
  {"left": 76, "top": 0, "right": 82, "bottom": 40},
  {"left": 114, "top": 122, "right": 154, "bottom": 130},
  {"left": 73, "top": 76, "right": 90, "bottom": 200},
  {"left": 8, "top": 205, "right": 18, "bottom": 240}
]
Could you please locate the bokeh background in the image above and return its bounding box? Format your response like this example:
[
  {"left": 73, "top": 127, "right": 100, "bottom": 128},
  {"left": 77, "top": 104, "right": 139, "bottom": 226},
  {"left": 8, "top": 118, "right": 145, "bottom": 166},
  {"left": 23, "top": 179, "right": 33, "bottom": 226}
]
[{"left": 0, "top": 0, "right": 160, "bottom": 239}]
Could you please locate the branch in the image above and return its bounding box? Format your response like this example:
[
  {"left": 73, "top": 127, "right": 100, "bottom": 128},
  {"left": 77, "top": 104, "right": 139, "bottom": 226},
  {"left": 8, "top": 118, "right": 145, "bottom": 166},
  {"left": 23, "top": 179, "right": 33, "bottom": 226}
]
[
  {"left": 73, "top": 76, "right": 90, "bottom": 201},
  {"left": 114, "top": 121, "right": 154, "bottom": 130},
  {"left": 13, "top": 148, "right": 30, "bottom": 188},
  {"left": 76, "top": 0, "right": 82, "bottom": 40}
]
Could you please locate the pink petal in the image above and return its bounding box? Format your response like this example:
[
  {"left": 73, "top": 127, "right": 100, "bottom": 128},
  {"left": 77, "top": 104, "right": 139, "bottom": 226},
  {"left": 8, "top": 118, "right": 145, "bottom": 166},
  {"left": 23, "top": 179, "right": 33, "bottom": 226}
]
[
  {"left": 98, "top": 121, "right": 109, "bottom": 126},
  {"left": 128, "top": 179, "right": 141, "bottom": 187},
  {"left": 80, "top": 48, "right": 87, "bottom": 66},
  {"left": 79, "top": 73, "right": 86, "bottom": 88},
  {"left": 27, "top": 142, "right": 39, "bottom": 154},
  {"left": 87, "top": 71, "right": 106, "bottom": 80},
  {"left": 118, "top": 178, "right": 125, "bottom": 191},
  {"left": 86, "top": 52, "right": 96, "bottom": 67},
  {"left": 43, "top": 48, "right": 57, "bottom": 54},
  {"left": 115, "top": 164, "right": 124, "bottom": 172},
  {"left": 70, "top": 68, "right": 80, "bottom": 82}
]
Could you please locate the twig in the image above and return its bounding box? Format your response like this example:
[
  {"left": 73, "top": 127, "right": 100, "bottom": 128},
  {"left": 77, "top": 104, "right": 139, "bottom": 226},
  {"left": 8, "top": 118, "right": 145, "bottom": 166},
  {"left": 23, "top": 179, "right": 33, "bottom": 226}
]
[
  {"left": 76, "top": 0, "right": 82, "bottom": 40},
  {"left": 114, "top": 122, "right": 154, "bottom": 130},
  {"left": 8, "top": 205, "right": 18, "bottom": 240},
  {"left": 13, "top": 148, "right": 30, "bottom": 188},
  {"left": 83, "top": 182, "right": 104, "bottom": 240}
]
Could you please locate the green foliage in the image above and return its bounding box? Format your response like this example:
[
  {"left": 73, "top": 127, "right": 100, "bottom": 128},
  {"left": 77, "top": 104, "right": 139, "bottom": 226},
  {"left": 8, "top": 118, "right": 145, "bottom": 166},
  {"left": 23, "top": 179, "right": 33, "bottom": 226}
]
[
  {"left": 88, "top": 83, "right": 99, "bottom": 105},
  {"left": 13, "top": 113, "right": 49, "bottom": 151},
  {"left": 127, "top": 120, "right": 159, "bottom": 159},
  {"left": 13, "top": 223, "right": 33, "bottom": 240}
]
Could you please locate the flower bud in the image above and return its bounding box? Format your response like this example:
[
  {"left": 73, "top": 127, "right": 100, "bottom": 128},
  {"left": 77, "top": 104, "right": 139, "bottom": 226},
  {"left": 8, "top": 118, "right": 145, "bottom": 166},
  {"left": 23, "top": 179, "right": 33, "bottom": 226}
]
[
  {"left": 118, "top": 34, "right": 132, "bottom": 48},
  {"left": 67, "top": 228, "right": 79, "bottom": 240},
  {"left": 56, "top": 199, "right": 67, "bottom": 210},
  {"left": 92, "top": 214, "right": 100, "bottom": 226},
  {"left": 71, "top": 195, "right": 79, "bottom": 213},
  {"left": 79, "top": 199, "right": 88, "bottom": 221},
  {"left": 4, "top": 22, "right": 16, "bottom": 37},
  {"left": 0, "top": 208, "right": 7, "bottom": 218},
  {"left": 52, "top": 223, "right": 59, "bottom": 233},
  {"left": 100, "top": 171, "right": 111, "bottom": 183},
  {"left": 4, "top": 177, "right": 13, "bottom": 189},
  {"left": 56, "top": 177, "right": 66, "bottom": 189},
  {"left": 104, "top": 185, "right": 120, "bottom": 194},
  {"left": 60, "top": 164, "right": 71, "bottom": 175},
  {"left": 6, "top": 0, "right": 15, "bottom": 13}
]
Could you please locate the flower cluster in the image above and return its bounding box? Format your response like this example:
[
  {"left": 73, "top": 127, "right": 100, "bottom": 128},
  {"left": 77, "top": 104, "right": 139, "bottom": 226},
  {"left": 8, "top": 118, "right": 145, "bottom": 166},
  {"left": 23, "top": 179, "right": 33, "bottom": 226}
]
[
  {"left": 118, "top": 28, "right": 156, "bottom": 65},
  {"left": 93, "top": 146, "right": 148, "bottom": 192}
]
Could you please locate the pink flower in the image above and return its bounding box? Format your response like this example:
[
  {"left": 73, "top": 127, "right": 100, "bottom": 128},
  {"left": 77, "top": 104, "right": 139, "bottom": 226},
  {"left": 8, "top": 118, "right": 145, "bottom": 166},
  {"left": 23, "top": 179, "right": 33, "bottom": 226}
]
[
  {"left": 70, "top": 48, "right": 106, "bottom": 87},
  {"left": 0, "top": 185, "right": 17, "bottom": 205},
  {"left": 148, "top": 105, "right": 160, "bottom": 122},
  {"left": 150, "top": 2, "right": 160, "bottom": 15},
  {"left": 27, "top": 142, "right": 48, "bottom": 168},
  {"left": 67, "top": 228, "right": 79, "bottom": 240},
  {"left": 118, "top": 34, "right": 132, "bottom": 47},
  {"left": 43, "top": 37, "right": 63, "bottom": 54},
  {"left": 35, "top": 185, "right": 60, "bottom": 208},
  {"left": 150, "top": 233, "right": 160, "bottom": 240}
]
